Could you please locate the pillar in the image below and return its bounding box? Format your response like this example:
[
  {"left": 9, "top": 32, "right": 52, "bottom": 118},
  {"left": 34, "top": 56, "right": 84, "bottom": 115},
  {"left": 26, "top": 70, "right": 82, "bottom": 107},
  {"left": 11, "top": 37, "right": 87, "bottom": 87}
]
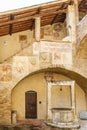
[
  {"left": 74, "top": 0, "right": 79, "bottom": 24},
  {"left": 71, "top": 81, "right": 77, "bottom": 121},
  {"left": 47, "top": 83, "right": 52, "bottom": 120},
  {"left": 66, "top": 5, "right": 76, "bottom": 43},
  {"left": 71, "top": 82, "right": 75, "bottom": 112},
  {"left": 35, "top": 17, "right": 40, "bottom": 42}
]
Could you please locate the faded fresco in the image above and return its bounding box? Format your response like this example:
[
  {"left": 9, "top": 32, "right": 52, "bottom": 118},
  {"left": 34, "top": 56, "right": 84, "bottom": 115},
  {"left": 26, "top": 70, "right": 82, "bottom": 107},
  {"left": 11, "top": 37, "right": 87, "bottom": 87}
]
[
  {"left": 33, "top": 42, "right": 40, "bottom": 54},
  {"left": 52, "top": 51, "right": 63, "bottom": 65},
  {"left": 29, "top": 55, "right": 39, "bottom": 72},
  {"left": 13, "top": 56, "right": 29, "bottom": 76},
  {"left": 33, "top": 41, "right": 72, "bottom": 66},
  {"left": 39, "top": 52, "right": 51, "bottom": 68},
  {"left": 0, "top": 64, "right": 12, "bottom": 82},
  {"left": 0, "top": 41, "right": 72, "bottom": 81}
]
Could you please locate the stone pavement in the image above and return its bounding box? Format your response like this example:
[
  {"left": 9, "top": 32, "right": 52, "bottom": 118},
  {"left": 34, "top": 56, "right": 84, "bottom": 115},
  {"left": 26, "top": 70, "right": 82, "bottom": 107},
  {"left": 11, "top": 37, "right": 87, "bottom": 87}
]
[
  {"left": 79, "top": 120, "right": 87, "bottom": 130},
  {"left": 0, "top": 119, "right": 87, "bottom": 130}
]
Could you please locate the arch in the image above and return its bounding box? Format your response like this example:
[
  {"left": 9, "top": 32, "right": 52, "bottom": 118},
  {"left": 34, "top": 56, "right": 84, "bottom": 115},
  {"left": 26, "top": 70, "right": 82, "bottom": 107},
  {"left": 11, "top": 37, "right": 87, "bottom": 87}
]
[
  {"left": 12, "top": 67, "right": 87, "bottom": 93},
  {"left": 11, "top": 69, "right": 87, "bottom": 121},
  {"left": 25, "top": 90, "right": 37, "bottom": 94},
  {"left": 79, "top": 34, "right": 87, "bottom": 47}
]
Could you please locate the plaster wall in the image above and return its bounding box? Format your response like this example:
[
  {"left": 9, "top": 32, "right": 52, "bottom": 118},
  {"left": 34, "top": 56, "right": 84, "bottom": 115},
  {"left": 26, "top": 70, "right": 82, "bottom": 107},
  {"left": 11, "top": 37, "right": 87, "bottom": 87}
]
[
  {"left": 11, "top": 73, "right": 86, "bottom": 121},
  {"left": 0, "top": 23, "right": 67, "bottom": 63},
  {"left": 12, "top": 73, "right": 47, "bottom": 120},
  {"left": 0, "top": 30, "right": 34, "bottom": 63},
  {"left": 76, "top": 15, "right": 87, "bottom": 47},
  {"left": 73, "top": 35, "right": 87, "bottom": 78},
  {"left": 0, "top": 10, "right": 87, "bottom": 125}
]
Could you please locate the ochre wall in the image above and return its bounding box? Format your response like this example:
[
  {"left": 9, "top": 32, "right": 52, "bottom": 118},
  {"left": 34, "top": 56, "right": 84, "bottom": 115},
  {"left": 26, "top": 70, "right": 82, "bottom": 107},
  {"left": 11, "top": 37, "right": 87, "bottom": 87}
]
[
  {"left": 73, "top": 35, "right": 87, "bottom": 78},
  {"left": 0, "top": 23, "right": 67, "bottom": 63},
  {"left": 0, "top": 14, "right": 87, "bottom": 125},
  {"left": 11, "top": 73, "right": 86, "bottom": 121},
  {"left": 11, "top": 73, "right": 47, "bottom": 120},
  {"left": 0, "top": 30, "right": 34, "bottom": 63}
]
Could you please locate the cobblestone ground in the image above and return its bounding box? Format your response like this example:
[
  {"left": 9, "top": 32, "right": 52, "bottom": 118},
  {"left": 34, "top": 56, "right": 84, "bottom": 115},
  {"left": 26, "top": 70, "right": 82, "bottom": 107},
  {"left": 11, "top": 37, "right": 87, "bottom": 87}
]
[
  {"left": 0, "top": 119, "right": 87, "bottom": 130},
  {"left": 79, "top": 120, "right": 87, "bottom": 130}
]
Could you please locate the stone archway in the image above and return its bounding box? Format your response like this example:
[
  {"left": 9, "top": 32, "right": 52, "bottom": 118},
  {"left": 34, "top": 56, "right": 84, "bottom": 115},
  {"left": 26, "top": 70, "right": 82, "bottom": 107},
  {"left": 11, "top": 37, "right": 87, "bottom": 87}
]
[
  {"left": 0, "top": 67, "right": 87, "bottom": 124},
  {"left": 11, "top": 68, "right": 87, "bottom": 123}
]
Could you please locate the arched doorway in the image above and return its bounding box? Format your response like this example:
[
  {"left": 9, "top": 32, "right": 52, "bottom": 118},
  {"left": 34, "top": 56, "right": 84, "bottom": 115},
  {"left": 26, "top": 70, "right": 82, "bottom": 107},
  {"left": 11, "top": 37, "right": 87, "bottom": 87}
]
[{"left": 25, "top": 91, "right": 37, "bottom": 118}]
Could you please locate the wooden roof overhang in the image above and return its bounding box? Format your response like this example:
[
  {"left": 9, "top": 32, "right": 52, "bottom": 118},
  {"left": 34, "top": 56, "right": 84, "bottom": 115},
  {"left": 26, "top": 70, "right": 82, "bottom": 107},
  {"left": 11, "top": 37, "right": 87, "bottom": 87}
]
[{"left": 0, "top": 0, "right": 87, "bottom": 36}]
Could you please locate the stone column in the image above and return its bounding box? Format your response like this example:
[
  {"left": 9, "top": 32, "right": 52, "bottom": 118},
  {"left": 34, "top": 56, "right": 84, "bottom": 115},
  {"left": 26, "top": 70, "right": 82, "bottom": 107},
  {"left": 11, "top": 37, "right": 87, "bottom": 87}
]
[
  {"left": 71, "top": 81, "right": 77, "bottom": 121},
  {"left": 66, "top": 5, "right": 76, "bottom": 43},
  {"left": 74, "top": 0, "right": 79, "bottom": 24},
  {"left": 71, "top": 82, "right": 75, "bottom": 112},
  {"left": 35, "top": 17, "right": 40, "bottom": 42},
  {"left": 47, "top": 83, "right": 52, "bottom": 120}
]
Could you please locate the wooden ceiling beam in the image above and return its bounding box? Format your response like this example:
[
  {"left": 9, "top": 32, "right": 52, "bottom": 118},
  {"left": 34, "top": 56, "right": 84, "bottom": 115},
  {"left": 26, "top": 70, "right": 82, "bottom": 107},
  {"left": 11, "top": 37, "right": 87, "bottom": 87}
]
[
  {"left": 0, "top": 33, "right": 9, "bottom": 36},
  {"left": 13, "top": 20, "right": 32, "bottom": 26},
  {"left": 0, "top": 29, "right": 9, "bottom": 35},
  {"left": 0, "top": 29, "right": 9, "bottom": 33},
  {"left": 0, "top": 25, "right": 9, "bottom": 29},
  {"left": 50, "top": 3, "right": 66, "bottom": 25},
  {"left": 31, "top": 19, "right": 35, "bottom": 31},
  {"left": 30, "top": 7, "right": 41, "bottom": 31},
  {"left": 14, "top": 7, "right": 66, "bottom": 20},
  {"left": 40, "top": 0, "right": 69, "bottom": 9},
  {"left": 13, "top": 8, "right": 38, "bottom": 16},
  {"left": 41, "top": 15, "right": 56, "bottom": 20},
  {"left": 9, "top": 14, "right": 14, "bottom": 35},
  {"left": 41, "top": 17, "right": 65, "bottom": 24},
  {"left": 51, "top": 13, "right": 66, "bottom": 25},
  {"left": 12, "top": 5, "right": 66, "bottom": 20},
  {"left": 12, "top": 27, "right": 30, "bottom": 33},
  {"left": 13, "top": 23, "right": 31, "bottom": 29},
  {"left": 0, "top": 18, "right": 10, "bottom": 23},
  {"left": 0, "top": 9, "right": 66, "bottom": 27},
  {"left": 79, "top": 0, "right": 87, "bottom": 12},
  {"left": 14, "top": 11, "right": 37, "bottom": 19}
]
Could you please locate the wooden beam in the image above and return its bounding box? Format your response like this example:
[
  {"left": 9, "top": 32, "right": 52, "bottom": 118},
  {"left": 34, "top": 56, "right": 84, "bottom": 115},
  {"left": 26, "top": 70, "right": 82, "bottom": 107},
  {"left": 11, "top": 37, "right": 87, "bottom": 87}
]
[
  {"left": 13, "top": 5, "right": 65, "bottom": 20},
  {"left": 9, "top": 14, "right": 14, "bottom": 35},
  {"left": 51, "top": 14, "right": 59, "bottom": 25},
  {"left": 0, "top": 9, "right": 66, "bottom": 27},
  {"left": 13, "top": 24, "right": 31, "bottom": 30},
  {"left": 41, "top": 15, "right": 65, "bottom": 22},
  {"left": 30, "top": 7, "right": 41, "bottom": 31},
  {"left": 31, "top": 19, "right": 35, "bottom": 31},
  {"left": 51, "top": 3, "right": 66, "bottom": 25}
]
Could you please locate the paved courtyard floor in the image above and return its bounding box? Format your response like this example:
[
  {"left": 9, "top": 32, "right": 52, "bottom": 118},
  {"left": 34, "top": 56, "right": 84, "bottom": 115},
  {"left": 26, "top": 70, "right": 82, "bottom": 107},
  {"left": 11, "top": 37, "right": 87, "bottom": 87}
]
[{"left": 0, "top": 119, "right": 87, "bottom": 130}]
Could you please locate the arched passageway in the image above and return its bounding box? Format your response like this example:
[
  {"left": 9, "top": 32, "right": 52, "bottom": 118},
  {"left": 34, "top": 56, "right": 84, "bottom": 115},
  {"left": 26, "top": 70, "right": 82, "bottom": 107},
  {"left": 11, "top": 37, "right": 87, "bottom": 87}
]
[{"left": 11, "top": 67, "right": 87, "bottom": 121}]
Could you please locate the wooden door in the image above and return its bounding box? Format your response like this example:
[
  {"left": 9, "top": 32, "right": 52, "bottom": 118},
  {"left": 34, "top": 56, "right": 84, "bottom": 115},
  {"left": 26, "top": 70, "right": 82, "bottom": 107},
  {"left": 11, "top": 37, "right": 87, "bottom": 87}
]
[{"left": 25, "top": 91, "right": 37, "bottom": 118}]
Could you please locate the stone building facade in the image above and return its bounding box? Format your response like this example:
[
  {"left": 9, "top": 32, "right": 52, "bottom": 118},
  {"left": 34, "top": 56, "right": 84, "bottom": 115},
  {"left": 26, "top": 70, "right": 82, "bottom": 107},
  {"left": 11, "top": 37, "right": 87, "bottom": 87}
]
[{"left": 0, "top": 0, "right": 87, "bottom": 125}]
